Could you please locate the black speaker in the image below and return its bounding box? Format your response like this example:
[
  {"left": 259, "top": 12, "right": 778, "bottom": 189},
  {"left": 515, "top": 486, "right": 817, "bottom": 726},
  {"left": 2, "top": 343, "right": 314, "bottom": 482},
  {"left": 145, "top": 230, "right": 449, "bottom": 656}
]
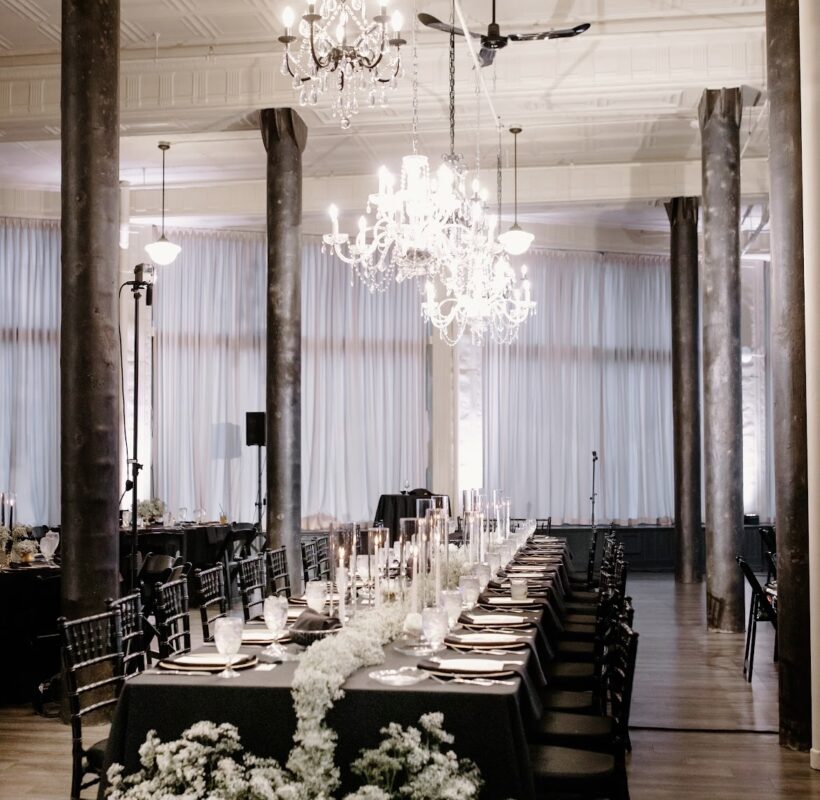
[{"left": 246, "top": 412, "right": 266, "bottom": 447}]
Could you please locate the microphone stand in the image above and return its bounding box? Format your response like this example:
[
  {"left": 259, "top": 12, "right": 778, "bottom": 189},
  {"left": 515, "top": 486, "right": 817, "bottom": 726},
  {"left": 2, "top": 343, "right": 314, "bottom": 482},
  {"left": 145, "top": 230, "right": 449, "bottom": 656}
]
[
  {"left": 123, "top": 263, "right": 154, "bottom": 591},
  {"left": 587, "top": 450, "right": 599, "bottom": 589}
]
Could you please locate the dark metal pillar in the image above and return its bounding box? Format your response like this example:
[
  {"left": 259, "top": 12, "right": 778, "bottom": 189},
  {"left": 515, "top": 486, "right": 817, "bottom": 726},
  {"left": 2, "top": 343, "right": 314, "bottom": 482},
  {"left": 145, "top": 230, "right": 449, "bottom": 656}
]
[
  {"left": 766, "top": 0, "right": 811, "bottom": 751},
  {"left": 665, "top": 197, "right": 704, "bottom": 584},
  {"left": 698, "top": 87, "right": 745, "bottom": 632},
  {"left": 260, "top": 109, "right": 307, "bottom": 594},
  {"left": 60, "top": 0, "right": 121, "bottom": 620}
]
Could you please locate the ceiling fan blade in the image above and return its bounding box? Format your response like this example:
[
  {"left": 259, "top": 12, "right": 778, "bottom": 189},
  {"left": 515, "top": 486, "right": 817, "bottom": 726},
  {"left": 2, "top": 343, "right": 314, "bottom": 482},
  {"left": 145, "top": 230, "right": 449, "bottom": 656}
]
[
  {"left": 417, "top": 12, "right": 482, "bottom": 39},
  {"left": 478, "top": 47, "right": 497, "bottom": 67},
  {"left": 507, "top": 22, "right": 591, "bottom": 42}
]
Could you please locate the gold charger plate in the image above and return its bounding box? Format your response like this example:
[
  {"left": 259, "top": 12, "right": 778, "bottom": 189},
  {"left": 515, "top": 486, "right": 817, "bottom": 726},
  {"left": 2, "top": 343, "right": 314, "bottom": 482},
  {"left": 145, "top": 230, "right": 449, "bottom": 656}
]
[{"left": 158, "top": 653, "right": 258, "bottom": 672}]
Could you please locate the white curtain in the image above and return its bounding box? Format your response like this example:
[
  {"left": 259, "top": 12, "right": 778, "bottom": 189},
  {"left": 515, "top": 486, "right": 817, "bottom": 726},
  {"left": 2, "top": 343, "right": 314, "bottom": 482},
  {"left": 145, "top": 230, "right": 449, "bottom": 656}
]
[
  {"left": 483, "top": 250, "right": 674, "bottom": 525},
  {"left": 0, "top": 218, "right": 61, "bottom": 525},
  {"left": 153, "top": 231, "right": 428, "bottom": 527},
  {"left": 153, "top": 229, "right": 267, "bottom": 524},
  {"left": 301, "top": 240, "right": 428, "bottom": 527}
]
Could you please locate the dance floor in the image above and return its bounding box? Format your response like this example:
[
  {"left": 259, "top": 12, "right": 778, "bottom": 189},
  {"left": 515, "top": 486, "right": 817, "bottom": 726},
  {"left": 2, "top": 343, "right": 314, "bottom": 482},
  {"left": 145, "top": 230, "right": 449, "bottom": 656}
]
[{"left": 1, "top": 574, "right": 818, "bottom": 799}]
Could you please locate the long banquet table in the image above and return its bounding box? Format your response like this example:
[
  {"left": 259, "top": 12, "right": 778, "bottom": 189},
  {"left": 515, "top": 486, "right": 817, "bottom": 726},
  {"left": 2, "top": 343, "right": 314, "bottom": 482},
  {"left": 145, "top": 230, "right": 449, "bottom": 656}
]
[{"left": 103, "top": 536, "right": 577, "bottom": 800}]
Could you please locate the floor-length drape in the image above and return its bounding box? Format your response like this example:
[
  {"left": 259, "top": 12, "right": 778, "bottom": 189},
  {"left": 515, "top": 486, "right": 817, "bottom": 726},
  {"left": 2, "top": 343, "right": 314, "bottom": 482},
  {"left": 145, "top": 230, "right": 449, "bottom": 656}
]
[
  {"left": 0, "top": 218, "right": 61, "bottom": 524},
  {"left": 301, "top": 241, "right": 428, "bottom": 527},
  {"left": 153, "top": 229, "right": 267, "bottom": 523},
  {"left": 483, "top": 250, "right": 675, "bottom": 525},
  {"left": 153, "top": 232, "right": 428, "bottom": 526}
]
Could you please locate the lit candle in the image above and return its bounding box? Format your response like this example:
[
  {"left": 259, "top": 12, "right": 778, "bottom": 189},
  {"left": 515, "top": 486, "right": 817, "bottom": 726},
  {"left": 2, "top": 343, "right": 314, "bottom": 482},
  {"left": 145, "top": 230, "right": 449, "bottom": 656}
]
[
  {"left": 349, "top": 531, "right": 357, "bottom": 606},
  {"left": 374, "top": 532, "right": 382, "bottom": 608},
  {"left": 329, "top": 204, "right": 339, "bottom": 237},
  {"left": 1, "top": 492, "right": 4, "bottom": 526},
  {"left": 411, "top": 543, "right": 419, "bottom": 612},
  {"left": 8, "top": 495, "right": 14, "bottom": 530},
  {"left": 337, "top": 566, "right": 347, "bottom": 624},
  {"left": 338, "top": 544, "right": 345, "bottom": 571},
  {"left": 434, "top": 526, "right": 442, "bottom": 606}
]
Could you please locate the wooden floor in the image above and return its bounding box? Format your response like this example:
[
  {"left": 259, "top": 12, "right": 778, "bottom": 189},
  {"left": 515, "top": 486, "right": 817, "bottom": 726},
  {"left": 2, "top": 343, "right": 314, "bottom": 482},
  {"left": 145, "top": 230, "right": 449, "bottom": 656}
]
[{"left": 1, "top": 574, "right": 818, "bottom": 799}]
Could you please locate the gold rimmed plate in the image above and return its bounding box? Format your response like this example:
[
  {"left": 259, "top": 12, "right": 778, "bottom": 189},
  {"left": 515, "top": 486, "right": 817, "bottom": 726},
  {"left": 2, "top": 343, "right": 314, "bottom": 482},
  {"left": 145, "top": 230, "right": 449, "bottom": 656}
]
[
  {"left": 158, "top": 653, "right": 258, "bottom": 672},
  {"left": 417, "top": 657, "right": 516, "bottom": 679}
]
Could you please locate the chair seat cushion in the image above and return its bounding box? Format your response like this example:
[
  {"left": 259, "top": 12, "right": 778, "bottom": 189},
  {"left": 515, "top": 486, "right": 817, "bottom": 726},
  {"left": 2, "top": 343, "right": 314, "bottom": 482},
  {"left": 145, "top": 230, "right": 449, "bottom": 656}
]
[
  {"left": 536, "top": 711, "right": 614, "bottom": 741},
  {"left": 541, "top": 688, "right": 596, "bottom": 712},
  {"left": 530, "top": 744, "right": 615, "bottom": 781},
  {"left": 85, "top": 738, "right": 109, "bottom": 772}
]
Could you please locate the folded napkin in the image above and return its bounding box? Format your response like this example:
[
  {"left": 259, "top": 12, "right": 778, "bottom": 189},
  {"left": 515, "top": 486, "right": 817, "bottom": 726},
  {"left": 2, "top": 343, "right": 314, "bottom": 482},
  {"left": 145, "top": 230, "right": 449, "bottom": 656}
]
[{"left": 291, "top": 608, "right": 343, "bottom": 632}]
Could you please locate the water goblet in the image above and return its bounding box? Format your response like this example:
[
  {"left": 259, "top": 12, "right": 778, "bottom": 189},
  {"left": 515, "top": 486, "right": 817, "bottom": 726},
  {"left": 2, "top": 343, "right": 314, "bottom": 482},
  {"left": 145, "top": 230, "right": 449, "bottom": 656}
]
[
  {"left": 476, "top": 562, "right": 491, "bottom": 592},
  {"left": 214, "top": 617, "right": 244, "bottom": 679},
  {"left": 487, "top": 550, "right": 501, "bottom": 577},
  {"left": 421, "top": 607, "right": 448, "bottom": 650},
  {"left": 178, "top": 507, "right": 188, "bottom": 524},
  {"left": 39, "top": 533, "right": 57, "bottom": 563},
  {"left": 262, "top": 595, "right": 289, "bottom": 658},
  {"left": 459, "top": 575, "right": 480, "bottom": 610},
  {"left": 305, "top": 580, "right": 326, "bottom": 613},
  {"left": 122, "top": 509, "right": 131, "bottom": 528},
  {"left": 441, "top": 589, "right": 462, "bottom": 629}
]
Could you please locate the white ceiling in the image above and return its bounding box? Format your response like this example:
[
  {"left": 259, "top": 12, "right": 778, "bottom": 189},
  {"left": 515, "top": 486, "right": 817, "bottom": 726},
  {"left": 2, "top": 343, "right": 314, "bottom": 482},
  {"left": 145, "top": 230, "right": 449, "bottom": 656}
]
[{"left": 0, "top": 0, "right": 770, "bottom": 235}]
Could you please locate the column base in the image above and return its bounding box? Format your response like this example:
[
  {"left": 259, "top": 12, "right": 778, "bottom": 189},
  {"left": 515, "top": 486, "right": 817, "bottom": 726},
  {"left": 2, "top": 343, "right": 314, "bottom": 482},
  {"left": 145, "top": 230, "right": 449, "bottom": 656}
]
[{"left": 810, "top": 748, "right": 820, "bottom": 770}]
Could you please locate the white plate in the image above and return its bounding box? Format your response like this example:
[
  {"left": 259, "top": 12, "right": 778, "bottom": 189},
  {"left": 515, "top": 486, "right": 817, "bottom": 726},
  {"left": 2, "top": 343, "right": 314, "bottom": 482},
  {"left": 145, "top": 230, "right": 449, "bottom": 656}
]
[
  {"left": 464, "top": 613, "right": 529, "bottom": 626},
  {"left": 484, "top": 597, "right": 540, "bottom": 606},
  {"left": 429, "top": 657, "right": 518, "bottom": 673},
  {"left": 241, "top": 630, "right": 281, "bottom": 643},
  {"left": 447, "top": 632, "right": 524, "bottom": 646},
  {"left": 172, "top": 653, "right": 251, "bottom": 667}
]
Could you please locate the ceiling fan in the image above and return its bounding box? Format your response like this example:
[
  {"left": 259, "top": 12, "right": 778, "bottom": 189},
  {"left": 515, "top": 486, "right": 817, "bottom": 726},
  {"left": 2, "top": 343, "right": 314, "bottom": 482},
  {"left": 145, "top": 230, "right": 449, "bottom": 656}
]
[{"left": 418, "top": 1, "right": 590, "bottom": 67}]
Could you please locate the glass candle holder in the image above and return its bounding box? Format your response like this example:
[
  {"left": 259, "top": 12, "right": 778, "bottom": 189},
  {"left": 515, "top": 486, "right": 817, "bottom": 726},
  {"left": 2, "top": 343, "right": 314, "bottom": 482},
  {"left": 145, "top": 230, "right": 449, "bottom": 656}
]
[{"left": 459, "top": 575, "right": 480, "bottom": 609}]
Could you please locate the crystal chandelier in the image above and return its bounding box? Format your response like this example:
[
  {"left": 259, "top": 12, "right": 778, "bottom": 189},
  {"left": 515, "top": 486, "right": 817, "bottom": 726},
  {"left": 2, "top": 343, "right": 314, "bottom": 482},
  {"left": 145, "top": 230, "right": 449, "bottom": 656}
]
[
  {"left": 322, "top": 6, "right": 446, "bottom": 291},
  {"left": 279, "top": 1, "right": 406, "bottom": 129}
]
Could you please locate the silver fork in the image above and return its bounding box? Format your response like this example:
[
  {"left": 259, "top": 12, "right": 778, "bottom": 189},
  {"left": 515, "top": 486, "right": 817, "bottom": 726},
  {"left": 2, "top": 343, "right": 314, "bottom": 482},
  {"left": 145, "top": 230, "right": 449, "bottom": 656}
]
[{"left": 430, "top": 674, "right": 517, "bottom": 687}]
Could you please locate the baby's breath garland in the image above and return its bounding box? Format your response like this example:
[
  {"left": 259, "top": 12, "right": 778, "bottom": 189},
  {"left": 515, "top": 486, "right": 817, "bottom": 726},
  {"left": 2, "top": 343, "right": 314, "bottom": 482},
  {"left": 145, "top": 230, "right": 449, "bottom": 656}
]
[{"left": 106, "top": 600, "right": 483, "bottom": 800}]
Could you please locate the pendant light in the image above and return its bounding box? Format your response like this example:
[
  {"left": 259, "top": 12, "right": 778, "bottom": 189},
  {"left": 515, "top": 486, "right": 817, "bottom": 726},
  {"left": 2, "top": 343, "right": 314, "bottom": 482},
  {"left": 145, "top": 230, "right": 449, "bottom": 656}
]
[
  {"left": 498, "top": 126, "right": 534, "bottom": 256},
  {"left": 144, "top": 141, "right": 181, "bottom": 266}
]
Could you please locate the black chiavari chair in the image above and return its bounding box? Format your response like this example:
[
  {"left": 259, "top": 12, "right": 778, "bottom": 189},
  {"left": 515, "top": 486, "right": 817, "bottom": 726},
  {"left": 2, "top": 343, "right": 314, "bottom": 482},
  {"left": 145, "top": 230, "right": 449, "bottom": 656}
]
[
  {"left": 237, "top": 553, "right": 267, "bottom": 622},
  {"left": 266, "top": 547, "right": 292, "bottom": 598},
  {"left": 737, "top": 555, "right": 778, "bottom": 681},
  {"left": 154, "top": 577, "right": 191, "bottom": 659},
  {"left": 316, "top": 536, "right": 332, "bottom": 581},
  {"left": 192, "top": 564, "right": 228, "bottom": 641},
  {"left": 105, "top": 592, "right": 145, "bottom": 674},
  {"left": 301, "top": 539, "right": 320, "bottom": 584},
  {"left": 58, "top": 609, "right": 124, "bottom": 800}
]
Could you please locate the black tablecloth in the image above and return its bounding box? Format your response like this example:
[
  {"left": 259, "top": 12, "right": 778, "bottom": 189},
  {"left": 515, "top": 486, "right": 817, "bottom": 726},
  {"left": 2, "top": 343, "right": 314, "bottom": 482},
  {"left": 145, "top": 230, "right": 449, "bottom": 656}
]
[
  {"left": 374, "top": 494, "right": 453, "bottom": 540},
  {"left": 103, "top": 641, "right": 536, "bottom": 800},
  {"left": 120, "top": 524, "right": 230, "bottom": 567},
  {"left": 0, "top": 563, "right": 61, "bottom": 705}
]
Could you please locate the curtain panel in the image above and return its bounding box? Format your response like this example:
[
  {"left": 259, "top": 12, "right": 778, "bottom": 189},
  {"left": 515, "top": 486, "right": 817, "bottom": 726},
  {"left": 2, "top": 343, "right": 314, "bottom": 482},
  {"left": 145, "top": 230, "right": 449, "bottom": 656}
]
[
  {"left": 0, "top": 218, "right": 61, "bottom": 525},
  {"left": 153, "top": 232, "right": 428, "bottom": 527},
  {"left": 483, "top": 250, "right": 675, "bottom": 525}
]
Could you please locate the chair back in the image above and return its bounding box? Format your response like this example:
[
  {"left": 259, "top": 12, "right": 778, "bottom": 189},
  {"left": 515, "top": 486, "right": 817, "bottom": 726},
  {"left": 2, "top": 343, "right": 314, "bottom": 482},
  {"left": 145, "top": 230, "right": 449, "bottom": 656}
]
[
  {"left": 59, "top": 610, "right": 124, "bottom": 742},
  {"left": 609, "top": 622, "right": 639, "bottom": 750},
  {"left": 192, "top": 565, "right": 228, "bottom": 641},
  {"left": 154, "top": 577, "right": 191, "bottom": 658},
  {"left": 232, "top": 522, "right": 260, "bottom": 558},
  {"left": 105, "top": 593, "right": 145, "bottom": 674},
  {"left": 758, "top": 526, "right": 776, "bottom": 554},
  {"left": 316, "top": 536, "right": 332, "bottom": 581},
  {"left": 737, "top": 556, "right": 777, "bottom": 624},
  {"left": 301, "top": 539, "right": 320, "bottom": 584},
  {"left": 266, "top": 547, "right": 291, "bottom": 598},
  {"left": 137, "top": 552, "right": 175, "bottom": 612},
  {"left": 237, "top": 553, "right": 267, "bottom": 621},
  {"left": 586, "top": 526, "right": 601, "bottom": 588}
]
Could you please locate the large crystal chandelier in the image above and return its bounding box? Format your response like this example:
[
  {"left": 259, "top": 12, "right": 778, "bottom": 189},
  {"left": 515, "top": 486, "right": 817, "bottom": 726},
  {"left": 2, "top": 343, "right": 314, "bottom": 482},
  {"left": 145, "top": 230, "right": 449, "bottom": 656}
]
[
  {"left": 322, "top": 6, "right": 446, "bottom": 291},
  {"left": 419, "top": 14, "right": 535, "bottom": 345},
  {"left": 279, "top": 1, "right": 406, "bottom": 129}
]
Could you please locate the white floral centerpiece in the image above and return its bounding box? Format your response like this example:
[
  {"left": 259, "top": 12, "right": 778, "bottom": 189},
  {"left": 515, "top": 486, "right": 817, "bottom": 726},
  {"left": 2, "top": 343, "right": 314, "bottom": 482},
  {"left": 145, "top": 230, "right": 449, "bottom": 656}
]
[
  {"left": 136, "top": 498, "right": 165, "bottom": 523},
  {"left": 0, "top": 526, "right": 10, "bottom": 553},
  {"left": 11, "top": 537, "right": 38, "bottom": 563},
  {"left": 107, "top": 602, "right": 485, "bottom": 800}
]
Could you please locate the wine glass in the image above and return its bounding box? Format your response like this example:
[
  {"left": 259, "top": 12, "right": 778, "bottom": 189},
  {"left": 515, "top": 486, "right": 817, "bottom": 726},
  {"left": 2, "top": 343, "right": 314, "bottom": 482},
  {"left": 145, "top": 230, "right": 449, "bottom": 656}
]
[
  {"left": 305, "top": 581, "right": 326, "bottom": 613},
  {"left": 421, "top": 607, "right": 448, "bottom": 650},
  {"left": 214, "top": 617, "right": 243, "bottom": 679},
  {"left": 39, "top": 533, "right": 57, "bottom": 563},
  {"left": 178, "top": 507, "right": 188, "bottom": 524},
  {"left": 122, "top": 509, "right": 131, "bottom": 528},
  {"left": 441, "top": 590, "right": 462, "bottom": 629},
  {"left": 262, "top": 595, "right": 289, "bottom": 658}
]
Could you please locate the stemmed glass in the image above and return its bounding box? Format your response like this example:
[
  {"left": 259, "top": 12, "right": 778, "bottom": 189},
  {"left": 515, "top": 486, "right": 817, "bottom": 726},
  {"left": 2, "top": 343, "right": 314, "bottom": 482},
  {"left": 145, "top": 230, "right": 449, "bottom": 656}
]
[
  {"left": 214, "top": 617, "right": 243, "bottom": 679},
  {"left": 262, "top": 595, "right": 289, "bottom": 658},
  {"left": 40, "top": 532, "right": 59, "bottom": 563},
  {"left": 421, "top": 607, "right": 448, "bottom": 651},
  {"left": 305, "top": 581, "right": 326, "bottom": 613}
]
